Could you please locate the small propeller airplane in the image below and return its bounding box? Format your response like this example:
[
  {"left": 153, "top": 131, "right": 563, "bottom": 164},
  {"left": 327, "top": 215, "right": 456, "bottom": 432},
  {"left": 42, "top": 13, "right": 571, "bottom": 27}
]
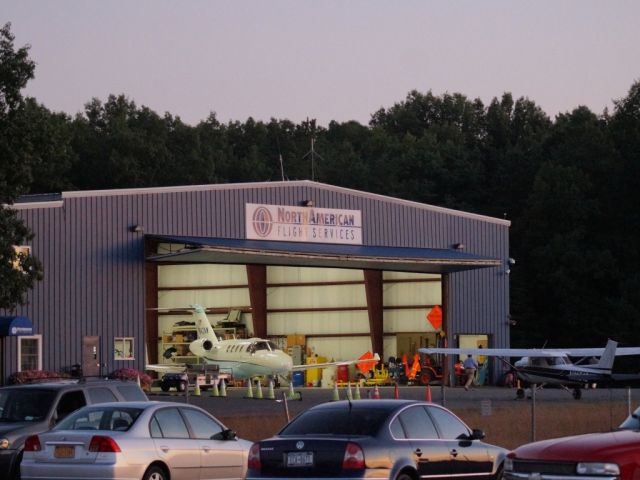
[
  {"left": 420, "top": 339, "right": 640, "bottom": 399},
  {"left": 147, "top": 305, "right": 379, "bottom": 382}
]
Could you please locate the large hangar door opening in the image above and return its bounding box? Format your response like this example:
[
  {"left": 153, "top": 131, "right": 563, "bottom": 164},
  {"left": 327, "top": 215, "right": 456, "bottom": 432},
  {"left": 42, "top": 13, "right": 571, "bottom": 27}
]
[
  {"left": 152, "top": 260, "right": 442, "bottom": 369},
  {"left": 156, "top": 264, "right": 252, "bottom": 366}
]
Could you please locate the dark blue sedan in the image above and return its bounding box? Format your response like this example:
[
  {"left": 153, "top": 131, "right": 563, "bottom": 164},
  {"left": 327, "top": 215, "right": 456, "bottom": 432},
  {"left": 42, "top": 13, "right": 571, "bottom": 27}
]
[{"left": 247, "top": 399, "right": 507, "bottom": 480}]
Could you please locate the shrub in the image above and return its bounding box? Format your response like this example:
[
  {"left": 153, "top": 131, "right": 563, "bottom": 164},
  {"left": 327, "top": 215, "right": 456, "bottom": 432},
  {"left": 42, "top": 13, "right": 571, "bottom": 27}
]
[
  {"left": 7, "top": 369, "right": 70, "bottom": 385},
  {"left": 108, "top": 368, "right": 152, "bottom": 390}
]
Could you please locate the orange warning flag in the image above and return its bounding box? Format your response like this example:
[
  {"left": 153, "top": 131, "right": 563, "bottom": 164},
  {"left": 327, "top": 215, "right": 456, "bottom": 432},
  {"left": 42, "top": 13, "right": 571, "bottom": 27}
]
[
  {"left": 427, "top": 305, "right": 442, "bottom": 330},
  {"left": 356, "top": 351, "right": 378, "bottom": 374},
  {"left": 402, "top": 353, "right": 409, "bottom": 376}
]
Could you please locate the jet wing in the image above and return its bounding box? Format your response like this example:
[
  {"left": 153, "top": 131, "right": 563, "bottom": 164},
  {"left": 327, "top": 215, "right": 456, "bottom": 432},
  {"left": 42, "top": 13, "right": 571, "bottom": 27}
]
[
  {"left": 292, "top": 353, "right": 380, "bottom": 370},
  {"left": 145, "top": 363, "right": 188, "bottom": 374},
  {"left": 420, "top": 345, "right": 640, "bottom": 358},
  {"left": 559, "top": 347, "right": 640, "bottom": 357},
  {"left": 419, "top": 347, "right": 568, "bottom": 357}
]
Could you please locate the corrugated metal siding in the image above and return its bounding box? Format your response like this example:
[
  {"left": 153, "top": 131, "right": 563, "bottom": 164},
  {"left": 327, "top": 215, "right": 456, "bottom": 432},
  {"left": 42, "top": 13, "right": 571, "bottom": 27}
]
[{"left": 8, "top": 182, "right": 509, "bottom": 380}]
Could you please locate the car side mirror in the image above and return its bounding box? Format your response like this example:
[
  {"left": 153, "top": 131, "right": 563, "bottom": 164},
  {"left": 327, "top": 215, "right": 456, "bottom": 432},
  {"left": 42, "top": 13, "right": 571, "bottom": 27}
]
[
  {"left": 470, "top": 429, "right": 485, "bottom": 440},
  {"left": 212, "top": 429, "right": 237, "bottom": 441}
]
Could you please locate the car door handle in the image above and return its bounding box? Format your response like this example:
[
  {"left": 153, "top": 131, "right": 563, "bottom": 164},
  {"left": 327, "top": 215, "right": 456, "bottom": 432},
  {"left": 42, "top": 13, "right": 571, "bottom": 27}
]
[
  {"left": 414, "top": 448, "right": 423, "bottom": 457},
  {"left": 160, "top": 446, "right": 170, "bottom": 452},
  {"left": 450, "top": 449, "right": 458, "bottom": 457},
  {"left": 202, "top": 446, "right": 211, "bottom": 452}
]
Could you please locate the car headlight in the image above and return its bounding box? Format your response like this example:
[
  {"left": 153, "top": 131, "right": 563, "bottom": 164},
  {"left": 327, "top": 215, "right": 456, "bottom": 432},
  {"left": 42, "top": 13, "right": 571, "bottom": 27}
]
[
  {"left": 0, "top": 438, "right": 10, "bottom": 449},
  {"left": 504, "top": 457, "right": 513, "bottom": 471},
  {"left": 576, "top": 463, "right": 620, "bottom": 475}
]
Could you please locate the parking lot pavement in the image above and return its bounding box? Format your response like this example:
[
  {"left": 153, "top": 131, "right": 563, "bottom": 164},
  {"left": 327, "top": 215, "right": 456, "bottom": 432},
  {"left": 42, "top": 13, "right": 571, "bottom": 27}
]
[{"left": 148, "top": 384, "right": 640, "bottom": 418}]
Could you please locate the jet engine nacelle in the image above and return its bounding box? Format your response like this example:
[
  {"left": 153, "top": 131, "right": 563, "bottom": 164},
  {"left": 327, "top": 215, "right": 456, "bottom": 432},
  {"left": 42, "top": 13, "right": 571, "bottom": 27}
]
[{"left": 189, "top": 338, "right": 214, "bottom": 357}]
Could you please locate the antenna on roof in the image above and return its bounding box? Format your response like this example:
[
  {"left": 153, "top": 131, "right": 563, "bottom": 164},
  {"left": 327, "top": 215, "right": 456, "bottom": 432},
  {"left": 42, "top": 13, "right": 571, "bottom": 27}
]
[
  {"left": 302, "top": 137, "right": 325, "bottom": 181},
  {"left": 276, "top": 137, "right": 286, "bottom": 181},
  {"left": 279, "top": 154, "right": 285, "bottom": 181}
]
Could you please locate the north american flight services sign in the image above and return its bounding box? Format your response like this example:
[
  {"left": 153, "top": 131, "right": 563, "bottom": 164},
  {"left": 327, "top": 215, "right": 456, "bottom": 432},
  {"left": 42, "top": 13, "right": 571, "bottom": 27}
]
[{"left": 246, "top": 203, "right": 362, "bottom": 245}]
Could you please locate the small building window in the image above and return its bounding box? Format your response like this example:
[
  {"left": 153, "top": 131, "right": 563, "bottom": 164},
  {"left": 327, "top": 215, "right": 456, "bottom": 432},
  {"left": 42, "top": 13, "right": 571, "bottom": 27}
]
[
  {"left": 18, "top": 335, "right": 42, "bottom": 371},
  {"left": 114, "top": 337, "right": 134, "bottom": 360}
]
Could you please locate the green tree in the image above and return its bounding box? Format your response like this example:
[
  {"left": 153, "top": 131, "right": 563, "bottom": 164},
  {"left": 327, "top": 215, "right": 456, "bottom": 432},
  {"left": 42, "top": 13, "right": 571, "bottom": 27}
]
[{"left": 0, "top": 23, "right": 43, "bottom": 310}]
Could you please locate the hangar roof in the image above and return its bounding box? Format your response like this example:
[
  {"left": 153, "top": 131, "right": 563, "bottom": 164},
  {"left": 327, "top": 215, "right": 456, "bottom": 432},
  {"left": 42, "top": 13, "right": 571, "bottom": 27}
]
[
  {"left": 13, "top": 180, "right": 510, "bottom": 226},
  {"left": 146, "top": 235, "right": 500, "bottom": 274}
]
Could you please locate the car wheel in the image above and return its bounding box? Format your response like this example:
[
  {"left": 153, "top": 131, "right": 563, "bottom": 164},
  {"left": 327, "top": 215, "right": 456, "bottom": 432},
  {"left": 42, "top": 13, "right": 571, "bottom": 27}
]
[
  {"left": 395, "top": 472, "right": 415, "bottom": 480},
  {"left": 419, "top": 371, "right": 431, "bottom": 386},
  {"left": 178, "top": 381, "right": 187, "bottom": 392},
  {"left": 11, "top": 450, "right": 22, "bottom": 480},
  {"left": 160, "top": 383, "right": 170, "bottom": 392},
  {"left": 143, "top": 465, "right": 167, "bottom": 480},
  {"left": 493, "top": 464, "right": 504, "bottom": 480}
]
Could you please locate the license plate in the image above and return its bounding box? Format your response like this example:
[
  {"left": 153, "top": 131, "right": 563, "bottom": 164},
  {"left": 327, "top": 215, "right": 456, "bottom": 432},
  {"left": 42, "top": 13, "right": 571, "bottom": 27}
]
[
  {"left": 286, "top": 451, "right": 313, "bottom": 467},
  {"left": 54, "top": 446, "right": 75, "bottom": 458}
]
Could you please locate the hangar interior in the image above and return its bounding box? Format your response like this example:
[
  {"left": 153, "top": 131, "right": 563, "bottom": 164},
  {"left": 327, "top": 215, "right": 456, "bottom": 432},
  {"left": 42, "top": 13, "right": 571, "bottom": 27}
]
[{"left": 149, "top": 241, "right": 445, "bottom": 371}]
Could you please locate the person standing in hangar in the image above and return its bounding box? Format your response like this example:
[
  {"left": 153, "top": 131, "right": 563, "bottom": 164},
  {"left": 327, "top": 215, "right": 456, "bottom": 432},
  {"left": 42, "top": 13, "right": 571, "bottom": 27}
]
[{"left": 463, "top": 354, "right": 479, "bottom": 390}]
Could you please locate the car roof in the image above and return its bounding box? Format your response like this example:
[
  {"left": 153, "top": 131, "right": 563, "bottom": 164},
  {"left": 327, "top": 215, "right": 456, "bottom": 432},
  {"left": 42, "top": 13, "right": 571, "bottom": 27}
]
[
  {"left": 77, "top": 401, "right": 199, "bottom": 409},
  {"left": 309, "top": 399, "right": 423, "bottom": 411},
  {"left": 0, "top": 379, "right": 139, "bottom": 391}
]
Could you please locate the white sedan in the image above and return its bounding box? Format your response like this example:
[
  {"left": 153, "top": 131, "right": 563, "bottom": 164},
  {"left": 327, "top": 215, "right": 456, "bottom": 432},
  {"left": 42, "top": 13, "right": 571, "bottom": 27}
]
[{"left": 21, "top": 401, "right": 251, "bottom": 480}]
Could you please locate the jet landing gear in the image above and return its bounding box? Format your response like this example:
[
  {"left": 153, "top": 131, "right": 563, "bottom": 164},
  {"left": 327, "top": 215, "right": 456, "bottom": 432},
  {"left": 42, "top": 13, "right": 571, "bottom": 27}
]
[{"left": 572, "top": 387, "right": 582, "bottom": 400}]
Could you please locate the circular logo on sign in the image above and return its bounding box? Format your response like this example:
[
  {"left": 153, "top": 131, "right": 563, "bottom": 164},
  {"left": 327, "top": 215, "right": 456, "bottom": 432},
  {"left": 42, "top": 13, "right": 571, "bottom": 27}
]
[
  {"left": 296, "top": 441, "right": 305, "bottom": 450},
  {"left": 11, "top": 327, "right": 17, "bottom": 335},
  {"left": 252, "top": 207, "right": 273, "bottom": 237}
]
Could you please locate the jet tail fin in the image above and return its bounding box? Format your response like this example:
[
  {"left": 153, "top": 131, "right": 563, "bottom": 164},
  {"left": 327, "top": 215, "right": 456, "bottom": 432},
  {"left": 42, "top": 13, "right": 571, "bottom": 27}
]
[
  {"left": 596, "top": 339, "right": 618, "bottom": 372},
  {"left": 191, "top": 304, "right": 220, "bottom": 345}
]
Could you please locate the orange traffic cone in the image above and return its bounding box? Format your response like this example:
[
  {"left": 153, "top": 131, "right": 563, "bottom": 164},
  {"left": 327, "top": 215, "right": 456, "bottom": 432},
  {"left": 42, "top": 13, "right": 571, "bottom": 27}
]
[
  {"left": 426, "top": 383, "right": 432, "bottom": 402},
  {"left": 373, "top": 384, "right": 381, "bottom": 399},
  {"left": 393, "top": 383, "right": 399, "bottom": 399}
]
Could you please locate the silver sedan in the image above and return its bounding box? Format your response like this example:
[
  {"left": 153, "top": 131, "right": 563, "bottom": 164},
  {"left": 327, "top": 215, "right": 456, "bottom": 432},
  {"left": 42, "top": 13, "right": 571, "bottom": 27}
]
[{"left": 20, "top": 401, "right": 252, "bottom": 480}]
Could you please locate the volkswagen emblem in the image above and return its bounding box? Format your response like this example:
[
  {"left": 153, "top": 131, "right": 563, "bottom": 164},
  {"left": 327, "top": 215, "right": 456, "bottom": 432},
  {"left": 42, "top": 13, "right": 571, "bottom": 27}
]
[{"left": 296, "top": 441, "right": 305, "bottom": 450}]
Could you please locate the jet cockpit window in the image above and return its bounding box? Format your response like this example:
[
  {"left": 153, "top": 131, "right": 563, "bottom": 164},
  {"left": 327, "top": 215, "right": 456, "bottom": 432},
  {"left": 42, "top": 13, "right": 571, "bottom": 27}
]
[
  {"left": 255, "top": 341, "right": 270, "bottom": 351},
  {"left": 267, "top": 341, "right": 277, "bottom": 351}
]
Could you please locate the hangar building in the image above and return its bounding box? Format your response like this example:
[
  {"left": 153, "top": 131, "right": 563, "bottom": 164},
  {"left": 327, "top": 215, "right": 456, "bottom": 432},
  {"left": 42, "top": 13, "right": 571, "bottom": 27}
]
[{"left": 4, "top": 181, "right": 510, "bottom": 384}]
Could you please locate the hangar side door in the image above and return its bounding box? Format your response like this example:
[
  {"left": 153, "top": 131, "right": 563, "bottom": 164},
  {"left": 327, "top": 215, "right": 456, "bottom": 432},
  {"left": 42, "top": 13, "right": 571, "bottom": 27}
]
[{"left": 82, "top": 336, "right": 101, "bottom": 377}]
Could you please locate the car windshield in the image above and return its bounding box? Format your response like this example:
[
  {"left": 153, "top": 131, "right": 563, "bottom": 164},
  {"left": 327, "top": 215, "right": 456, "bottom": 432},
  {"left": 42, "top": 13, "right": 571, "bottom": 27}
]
[
  {"left": 0, "top": 389, "right": 57, "bottom": 422},
  {"left": 619, "top": 407, "right": 640, "bottom": 430},
  {"left": 280, "top": 407, "right": 389, "bottom": 436},
  {"left": 54, "top": 406, "right": 144, "bottom": 432}
]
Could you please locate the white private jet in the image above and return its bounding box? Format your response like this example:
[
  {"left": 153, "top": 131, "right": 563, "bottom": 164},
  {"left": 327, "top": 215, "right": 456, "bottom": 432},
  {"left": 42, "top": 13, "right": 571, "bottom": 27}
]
[
  {"left": 147, "top": 305, "right": 379, "bottom": 381},
  {"left": 420, "top": 339, "right": 640, "bottom": 399}
]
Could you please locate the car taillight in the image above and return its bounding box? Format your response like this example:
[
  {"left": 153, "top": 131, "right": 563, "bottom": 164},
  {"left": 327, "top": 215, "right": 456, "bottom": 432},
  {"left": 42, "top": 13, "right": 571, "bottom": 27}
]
[
  {"left": 248, "top": 443, "right": 261, "bottom": 470},
  {"left": 343, "top": 442, "right": 365, "bottom": 469},
  {"left": 24, "top": 435, "right": 41, "bottom": 452},
  {"left": 88, "top": 435, "right": 121, "bottom": 453}
]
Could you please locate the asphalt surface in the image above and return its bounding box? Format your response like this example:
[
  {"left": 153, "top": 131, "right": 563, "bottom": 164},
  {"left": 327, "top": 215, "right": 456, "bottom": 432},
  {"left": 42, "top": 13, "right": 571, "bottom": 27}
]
[{"left": 147, "top": 384, "right": 640, "bottom": 419}]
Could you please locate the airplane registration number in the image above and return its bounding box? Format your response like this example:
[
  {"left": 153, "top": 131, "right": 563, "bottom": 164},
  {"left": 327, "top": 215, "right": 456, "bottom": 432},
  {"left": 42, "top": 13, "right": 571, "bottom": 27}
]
[
  {"left": 286, "top": 451, "right": 313, "bottom": 467},
  {"left": 54, "top": 445, "right": 75, "bottom": 458}
]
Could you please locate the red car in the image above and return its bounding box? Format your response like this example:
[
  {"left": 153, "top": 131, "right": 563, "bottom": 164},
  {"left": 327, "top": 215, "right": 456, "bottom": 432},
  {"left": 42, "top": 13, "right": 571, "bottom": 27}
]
[{"left": 504, "top": 407, "right": 640, "bottom": 480}]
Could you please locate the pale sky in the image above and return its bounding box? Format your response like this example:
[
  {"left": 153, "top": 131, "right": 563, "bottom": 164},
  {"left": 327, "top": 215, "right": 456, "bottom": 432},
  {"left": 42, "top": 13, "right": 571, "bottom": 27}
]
[{"left": 3, "top": 1, "right": 639, "bottom": 126}]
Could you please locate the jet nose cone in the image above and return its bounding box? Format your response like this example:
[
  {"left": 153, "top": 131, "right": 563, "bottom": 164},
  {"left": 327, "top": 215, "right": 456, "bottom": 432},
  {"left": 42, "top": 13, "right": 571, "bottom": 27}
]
[{"left": 282, "top": 352, "right": 294, "bottom": 370}]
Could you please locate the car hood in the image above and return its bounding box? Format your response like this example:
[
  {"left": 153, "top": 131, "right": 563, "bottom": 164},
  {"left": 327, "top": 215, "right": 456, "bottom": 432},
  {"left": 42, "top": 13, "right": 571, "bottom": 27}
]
[
  {"left": 0, "top": 420, "right": 47, "bottom": 438},
  {"left": 513, "top": 430, "right": 640, "bottom": 461}
]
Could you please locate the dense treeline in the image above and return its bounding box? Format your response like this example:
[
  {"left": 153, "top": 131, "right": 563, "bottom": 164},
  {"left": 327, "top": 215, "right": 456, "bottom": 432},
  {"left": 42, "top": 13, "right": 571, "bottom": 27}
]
[{"left": 2, "top": 24, "right": 639, "bottom": 349}]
